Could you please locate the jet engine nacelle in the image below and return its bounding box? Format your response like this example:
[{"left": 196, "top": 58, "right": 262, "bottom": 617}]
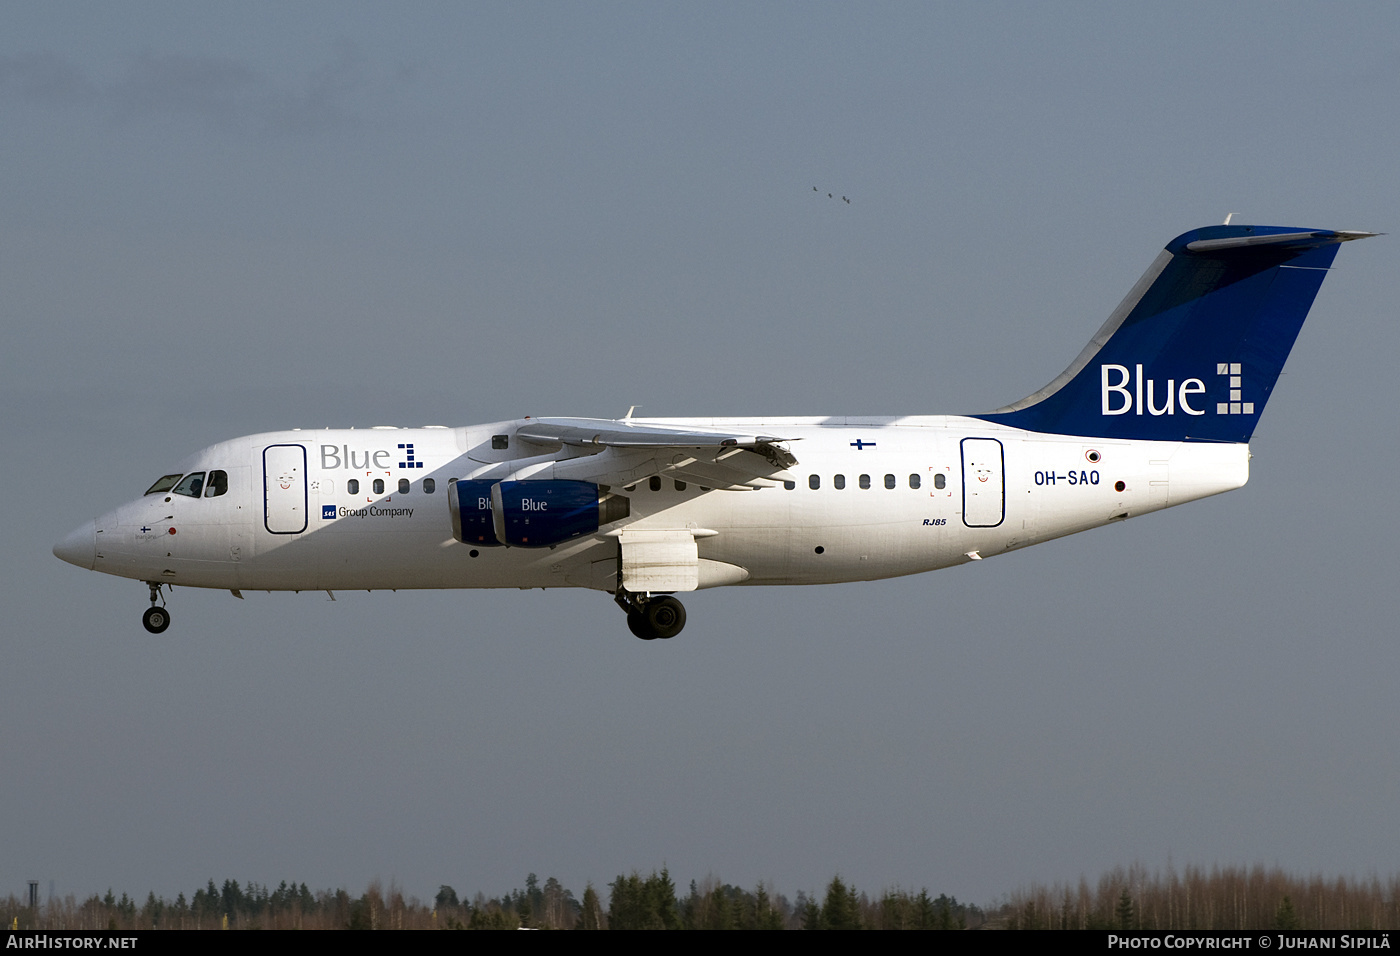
[
  {"left": 449, "top": 478, "right": 630, "bottom": 548},
  {"left": 450, "top": 479, "right": 500, "bottom": 545}
]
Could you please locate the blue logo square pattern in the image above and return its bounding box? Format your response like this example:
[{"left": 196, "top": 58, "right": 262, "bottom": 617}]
[{"left": 398, "top": 443, "right": 424, "bottom": 469}]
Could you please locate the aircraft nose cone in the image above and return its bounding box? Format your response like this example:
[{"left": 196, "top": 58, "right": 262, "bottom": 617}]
[{"left": 54, "top": 519, "right": 96, "bottom": 570}]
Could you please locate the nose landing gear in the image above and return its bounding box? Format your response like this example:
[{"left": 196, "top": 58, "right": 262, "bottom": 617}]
[
  {"left": 142, "top": 581, "right": 170, "bottom": 634},
  {"left": 615, "top": 590, "right": 686, "bottom": 640}
]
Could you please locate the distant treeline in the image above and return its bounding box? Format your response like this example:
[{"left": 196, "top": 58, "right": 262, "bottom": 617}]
[
  {"left": 2, "top": 873, "right": 974, "bottom": 930},
  {"left": 1003, "top": 864, "right": 1400, "bottom": 931},
  {"left": 5, "top": 864, "right": 1398, "bottom": 930}
]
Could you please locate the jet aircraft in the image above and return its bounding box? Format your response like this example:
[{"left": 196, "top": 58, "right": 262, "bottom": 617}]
[{"left": 54, "top": 224, "right": 1373, "bottom": 639}]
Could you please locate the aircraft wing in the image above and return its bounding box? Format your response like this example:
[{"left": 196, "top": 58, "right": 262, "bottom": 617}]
[{"left": 518, "top": 418, "right": 799, "bottom": 490}]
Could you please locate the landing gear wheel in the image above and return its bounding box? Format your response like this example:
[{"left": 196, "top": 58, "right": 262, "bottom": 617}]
[
  {"left": 142, "top": 606, "right": 171, "bottom": 634},
  {"left": 643, "top": 596, "right": 686, "bottom": 639},
  {"left": 615, "top": 589, "right": 687, "bottom": 641}
]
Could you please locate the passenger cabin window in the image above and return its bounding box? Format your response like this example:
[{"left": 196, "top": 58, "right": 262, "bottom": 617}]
[
  {"left": 423, "top": 478, "right": 436, "bottom": 494},
  {"left": 348, "top": 479, "right": 360, "bottom": 495},
  {"left": 205, "top": 470, "right": 229, "bottom": 497},
  {"left": 909, "top": 473, "right": 921, "bottom": 490},
  {"left": 145, "top": 474, "right": 183, "bottom": 496},
  {"left": 398, "top": 478, "right": 410, "bottom": 494},
  {"left": 884, "top": 474, "right": 896, "bottom": 489},
  {"left": 172, "top": 472, "right": 205, "bottom": 497},
  {"left": 492, "top": 434, "right": 509, "bottom": 450},
  {"left": 858, "top": 474, "right": 871, "bottom": 490},
  {"left": 833, "top": 474, "right": 846, "bottom": 490},
  {"left": 373, "top": 479, "right": 385, "bottom": 495},
  {"left": 934, "top": 473, "right": 946, "bottom": 490},
  {"left": 784, "top": 480, "right": 796, "bottom": 490},
  {"left": 674, "top": 480, "right": 686, "bottom": 491},
  {"left": 649, "top": 476, "right": 662, "bottom": 491},
  {"left": 808, "top": 475, "right": 820, "bottom": 490}
]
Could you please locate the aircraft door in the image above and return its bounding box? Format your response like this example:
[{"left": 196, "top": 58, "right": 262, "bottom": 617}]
[
  {"left": 961, "top": 437, "right": 1005, "bottom": 528},
  {"left": 263, "top": 444, "right": 308, "bottom": 534}
]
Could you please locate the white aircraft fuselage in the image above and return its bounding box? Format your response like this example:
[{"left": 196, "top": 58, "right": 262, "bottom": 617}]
[
  {"left": 53, "top": 224, "right": 1374, "bottom": 638},
  {"left": 57, "top": 419, "right": 1247, "bottom": 593}
]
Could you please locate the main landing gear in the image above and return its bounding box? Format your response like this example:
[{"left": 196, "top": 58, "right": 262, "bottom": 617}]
[
  {"left": 142, "top": 581, "right": 170, "bottom": 634},
  {"left": 614, "top": 590, "right": 686, "bottom": 641}
]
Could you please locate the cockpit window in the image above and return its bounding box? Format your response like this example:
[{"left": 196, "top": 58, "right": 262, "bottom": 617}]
[
  {"left": 145, "top": 474, "right": 184, "bottom": 496},
  {"left": 172, "top": 472, "right": 206, "bottom": 498},
  {"left": 204, "top": 470, "right": 229, "bottom": 498}
]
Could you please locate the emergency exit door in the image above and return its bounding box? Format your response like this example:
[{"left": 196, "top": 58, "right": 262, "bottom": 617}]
[
  {"left": 961, "top": 437, "right": 1005, "bottom": 528},
  {"left": 263, "top": 444, "right": 308, "bottom": 534}
]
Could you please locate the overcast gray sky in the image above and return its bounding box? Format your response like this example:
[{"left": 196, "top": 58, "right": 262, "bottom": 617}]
[{"left": 3, "top": 2, "right": 1397, "bottom": 907}]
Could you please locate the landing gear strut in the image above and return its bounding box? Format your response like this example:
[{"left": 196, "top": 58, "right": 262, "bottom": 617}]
[
  {"left": 614, "top": 590, "right": 686, "bottom": 640},
  {"left": 142, "top": 581, "right": 170, "bottom": 634}
]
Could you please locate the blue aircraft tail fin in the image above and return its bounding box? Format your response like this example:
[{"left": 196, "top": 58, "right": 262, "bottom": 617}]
[{"left": 974, "top": 225, "right": 1375, "bottom": 442}]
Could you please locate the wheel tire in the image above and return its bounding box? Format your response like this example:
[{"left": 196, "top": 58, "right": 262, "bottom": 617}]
[
  {"left": 142, "top": 606, "right": 171, "bottom": 634},
  {"left": 644, "top": 597, "right": 686, "bottom": 639},
  {"left": 627, "top": 612, "right": 657, "bottom": 641}
]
